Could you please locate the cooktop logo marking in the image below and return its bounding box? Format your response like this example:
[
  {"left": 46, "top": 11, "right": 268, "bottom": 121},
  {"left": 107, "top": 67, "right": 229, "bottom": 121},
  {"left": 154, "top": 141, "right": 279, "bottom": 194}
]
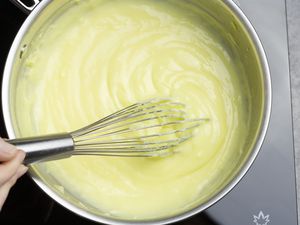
[{"left": 253, "top": 211, "right": 270, "bottom": 225}]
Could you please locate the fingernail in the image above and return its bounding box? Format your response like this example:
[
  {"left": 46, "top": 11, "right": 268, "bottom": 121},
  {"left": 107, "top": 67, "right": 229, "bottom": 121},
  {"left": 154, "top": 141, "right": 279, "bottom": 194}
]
[{"left": 17, "top": 150, "right": 26, "bottom": 162}]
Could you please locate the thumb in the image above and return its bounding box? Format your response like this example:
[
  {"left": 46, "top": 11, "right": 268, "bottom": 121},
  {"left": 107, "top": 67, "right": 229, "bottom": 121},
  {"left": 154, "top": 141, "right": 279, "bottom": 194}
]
[{"left": 0, "top": 138, "right": 18, "bottom": 162}]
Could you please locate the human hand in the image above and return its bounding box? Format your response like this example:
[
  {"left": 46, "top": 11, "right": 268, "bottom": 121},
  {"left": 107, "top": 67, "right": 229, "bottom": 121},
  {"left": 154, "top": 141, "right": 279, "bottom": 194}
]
[{"left": 0, "top": 138, "right": 28, "bottom": 211}]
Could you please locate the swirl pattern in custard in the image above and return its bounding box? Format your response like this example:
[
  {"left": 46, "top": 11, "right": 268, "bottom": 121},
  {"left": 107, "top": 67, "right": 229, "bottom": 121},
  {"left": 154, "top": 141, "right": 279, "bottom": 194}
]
[{"left": 14, "top": 0, "right": 250, "bottom": 220}]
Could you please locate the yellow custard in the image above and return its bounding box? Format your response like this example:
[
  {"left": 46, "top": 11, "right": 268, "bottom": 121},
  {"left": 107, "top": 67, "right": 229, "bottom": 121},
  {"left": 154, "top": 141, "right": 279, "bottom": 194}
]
[{"left": 14, "top": 0, "right": 251, "bottom": 220}]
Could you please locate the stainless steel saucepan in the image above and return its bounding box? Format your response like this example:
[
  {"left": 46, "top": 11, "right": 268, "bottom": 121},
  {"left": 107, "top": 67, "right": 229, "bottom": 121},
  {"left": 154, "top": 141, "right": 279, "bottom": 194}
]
[{"left": 2, "top": 0, "right": 271, "bottom": 224}]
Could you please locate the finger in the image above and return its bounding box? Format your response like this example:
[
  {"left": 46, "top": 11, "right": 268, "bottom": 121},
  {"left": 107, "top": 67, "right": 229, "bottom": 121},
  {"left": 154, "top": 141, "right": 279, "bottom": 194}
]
[
  {"left": 0, "top": 165, "right": 27, "bottom": 211},
  {"left": 16, "top": 165, "right": 28, "bottom": 179},
  {"left": 0, "top": 181, "right": 11, "bottom": 211},
  {"left": 0, "top": 151, "right": 26, "bottom": 185},
  {"left": 0, "top": 138, "right": 18, "bottom": 162}
]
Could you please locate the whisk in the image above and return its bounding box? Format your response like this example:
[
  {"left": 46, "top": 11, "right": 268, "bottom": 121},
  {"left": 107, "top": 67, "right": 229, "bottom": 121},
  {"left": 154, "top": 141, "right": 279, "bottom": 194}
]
[{"left": 8, "top": 99, "right": 206, "bottom": 164}]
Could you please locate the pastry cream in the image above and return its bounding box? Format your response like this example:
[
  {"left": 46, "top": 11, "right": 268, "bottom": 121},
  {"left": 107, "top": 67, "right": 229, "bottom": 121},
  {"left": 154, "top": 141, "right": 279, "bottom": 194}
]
[{"left": 14, "top": 0, "right": 251, "bottom": 220}]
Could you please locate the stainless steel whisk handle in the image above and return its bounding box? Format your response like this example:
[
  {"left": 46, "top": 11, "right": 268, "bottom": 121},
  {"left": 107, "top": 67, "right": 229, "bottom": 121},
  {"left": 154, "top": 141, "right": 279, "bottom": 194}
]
[{"left": 8, "top": 133, "right": 74, "bottom": 165}]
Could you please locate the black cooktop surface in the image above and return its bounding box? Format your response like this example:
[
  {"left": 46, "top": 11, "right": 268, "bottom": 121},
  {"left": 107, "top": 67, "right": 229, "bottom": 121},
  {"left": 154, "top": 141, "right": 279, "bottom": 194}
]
[{"left": 0, "top": 1, "right": 298, "bottom": 225}]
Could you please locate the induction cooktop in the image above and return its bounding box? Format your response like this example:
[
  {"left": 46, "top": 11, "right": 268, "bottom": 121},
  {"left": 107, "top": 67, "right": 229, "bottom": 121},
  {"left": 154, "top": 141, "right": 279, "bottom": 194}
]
[{"left": 0, "top": 0, "right": 298, "bottom": 225}]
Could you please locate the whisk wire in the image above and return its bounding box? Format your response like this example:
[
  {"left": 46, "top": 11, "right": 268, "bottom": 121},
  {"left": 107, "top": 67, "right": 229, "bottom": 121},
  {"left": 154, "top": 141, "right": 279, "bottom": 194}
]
[
  {"left": 69, "top": 99, "right": 207, "bottom": 157},
  {"left": 72, "top": 100, "right": 185, "bottom": 138}
]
